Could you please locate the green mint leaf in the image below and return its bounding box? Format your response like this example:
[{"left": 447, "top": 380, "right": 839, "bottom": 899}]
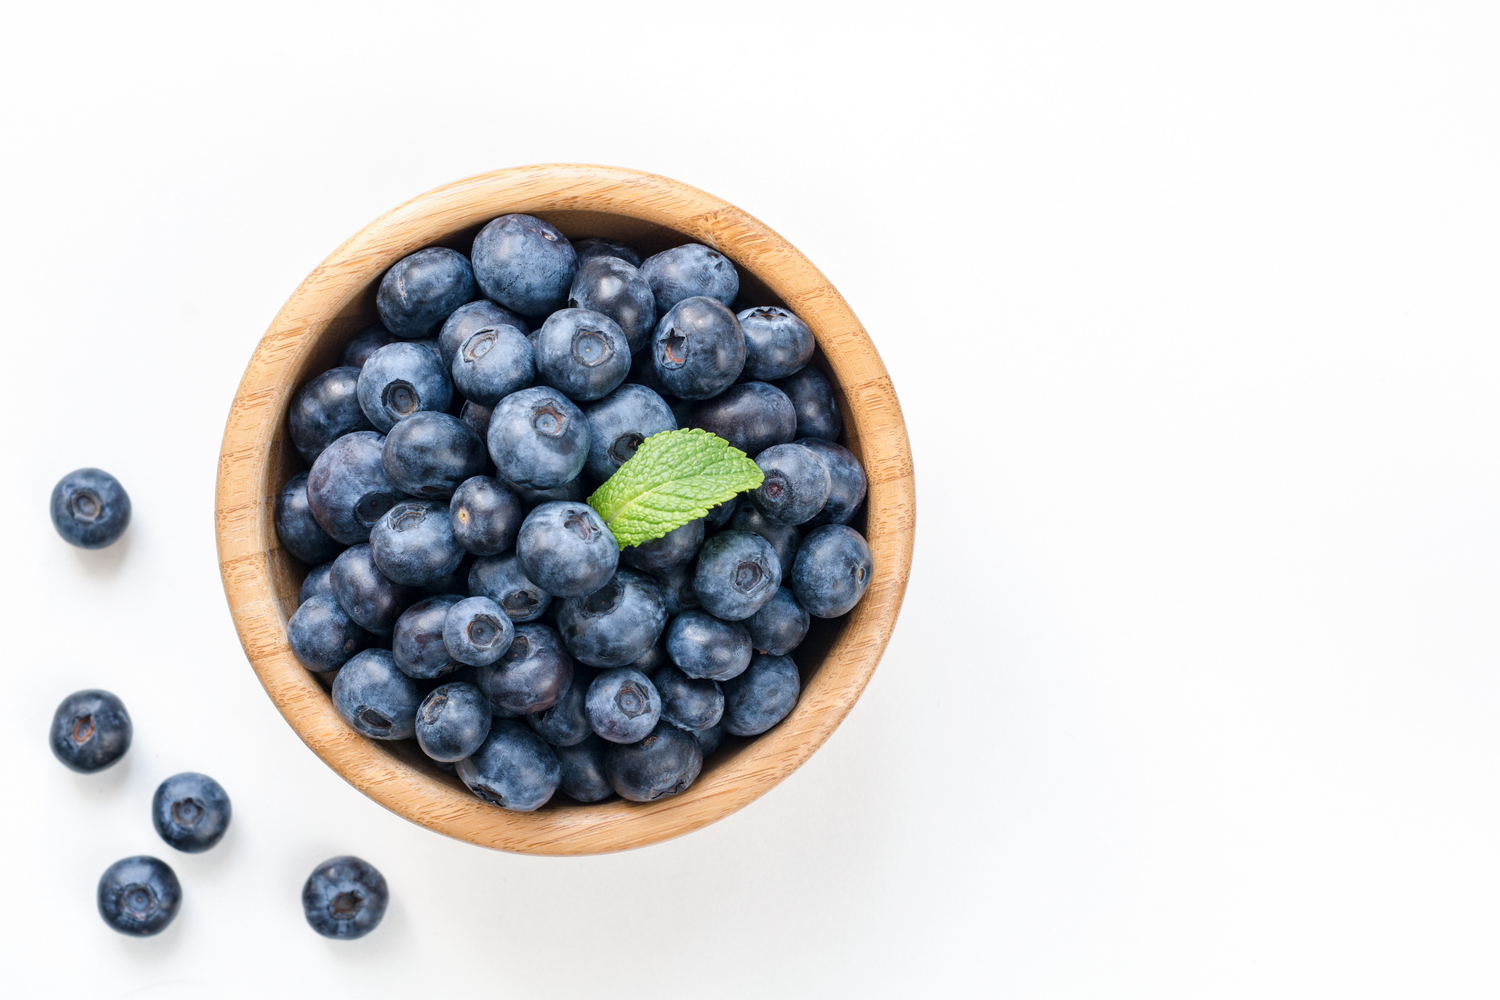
[{"left": 588, "top": 428, "right": 764, "bottom": 550}]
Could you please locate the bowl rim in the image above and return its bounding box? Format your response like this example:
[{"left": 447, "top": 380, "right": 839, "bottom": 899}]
[{"left": 215, "top": 163, "right": 915, "bottom": 855}]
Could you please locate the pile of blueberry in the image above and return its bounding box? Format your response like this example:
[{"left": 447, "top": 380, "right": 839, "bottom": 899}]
[{"left": 277, "top": 216, "right": 874, "bottom": 810}]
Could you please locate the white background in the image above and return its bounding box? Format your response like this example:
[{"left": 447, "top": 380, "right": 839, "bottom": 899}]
[{"left": 1, "top": 1, "right": 1497, "bottom": 996}]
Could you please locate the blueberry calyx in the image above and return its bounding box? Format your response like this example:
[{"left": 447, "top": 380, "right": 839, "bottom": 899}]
[
  {"left": 359, "top": 708, "right": 393, "bottom": 732},
  {"left": 661, "top": 329, "right": 687, "bottom": 367},
  {"left": 615, "top": 683, "right": 651, "bottom": 718},
  {"left": 609, "top": 432, "right": 643, "bottom": 464},
  {"left": 391, "top": 505, "right": 426, "bottom": 532},
  {"left": 72, "top": 715, "right": 95, "bottom": 744},
  {"left": 763, "top": 476, "right": 786, "bottom": 500},
  {"left": 532, "top": 404, "right": 567, "bottom": 436},
  {"left": 331, "top": 892, "right": 362, "bottom": 917},
  {"left": 502, "top": 592, "right": 538, "bottom": 615},
  {"left": 354, "top": 491, "right": 399, "bottom": 527},
  {"left": 122, "top": 885, "right": 158, "bottom": 918},
  {"left": 581, "top": 583, "right": 620, "bottom": 616},
  {"left": 171, "top": 798, "right": 204, "bottom": 827},
  {"left": 572, "top": 329, "right": 612, "bottom": 367},
  {"left": 383, "top": 380, "right": 419, "bottom": 416},
  {"left": 420, "top": 690, "right": 448, "bottom": 724},
  {"left": 464, "top": 330, "right": 498, "bottom": 360},
  {"left": 468, "top": 615, "right": 503, "bottom": 647},
  {"left": 734, "top": 561, "right": 764, "bottom": 591},
  {"left": 71, "top": 490, "right": 102, "bottom": 521},
  {"left": 564, "top": 511, "right": 594, "bottom": 539}
]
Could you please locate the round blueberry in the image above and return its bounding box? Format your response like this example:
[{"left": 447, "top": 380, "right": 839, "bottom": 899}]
[
  {"left": 665, "top": 609, "right": 753, "bottom": 681},
  {"left": 728, "top": 502, "right": 800, "bottom": 579},
  {"left": 370, "top": 500, "right": 465, "bottom": 587},
  {"left": 792, "top": 524, "right": 873, "bottom": 618},
  {"left": 151, "top": 772, "right": 231, "bottom": 853},
  {"left": 342, "top": 324, "right": 398, "bottom": 368},
  {"left": 299, "top": 560, "right": 337, "bottom": 605},
  {"left": 376, "top": 247, "right": 475, "bottom": 338},
  {"left": 798, "top": 438, "right": 867, "bottom": 527},
  {"left": 604, "top": 723, "right": 703, "bottom": 802},
  {"left": 750, "top": 442, "right": 832, "bottom": 527},
  {"left": 303, "top": 856, "right": 388, "bottom": 940},
  {"left": 471, "top": 214, "right": 577, "bottom": 317},
  {"left": 356, "top": 342, "right": 454, "bottom": 433},
  {"left": 693, "top": 530, "right": 781, "bottom": 621},
  {"left": 331, "top": 543, "right": 416, "bottom": 635},
  {"left": 288, "top": 367, "right": 374, "bottom": 464},
  {"left": 682, "top": 720, "right": 723, "bottom": 756},
  {"left": 516, "top": 501, "right": 619, "bottom": 598},
  {"left": 456, "top": 720, "right": 561, "bottom": 811},
  {"left": 745, "top": 587, "right": 810, "bottom": 656},
  {"left": 567, "top": 256, "right": 656, "bottom": 353},
  {"left": 332, "top": 649, "right": 424, "bottom": 739},
  {"left": 449, "top": 476, "right": 523, "bottom": 557},
  {"left": 630, "top": 637, "right": 670, "bottom": 674},
  {"left": 777, "top": 366, "right": 843, "bottom": 442},
  {"left": 275, "top": 472, "right": 344, "bottom": 565},
  {"left": 307, "top": 431, "right": 407, "bottom": 545},
  {"left": 722, "top": 653, "right": 800, "bottom": 736},
  {"left": 474, "top": 623, "right": 573, "bottom": 715},
  {"left": 487, "top": 386, "right": 589, "bottom": 489},
  {"left": 505, "top": 475, "right": 586, "bottom": 508},
  {"left": 534, "top": 307, "right": 631, "bottom": 402},
  {"left": 392, "top": 594, "right": 464, "bottom": 679},
  {"left": 288, "top": 593, "right": 368, "bottom": 672},
  {"left": 554, "top": 733, "right": 613, "bottom": 802},
  {"left": 620, "top": 517, "right": 703, "bottom": 576},
  {"left": 556, "top": 569, "right": 668, "bottom": 668},
  {"left": 582, "top": 383, "right": 676, "bottom": 482},
  {"left": 585, "top": 667, "right": 661, "bottom": 744},
  {"left": 451, "top": 324, "right": 535, "bottom": 406},
  {"left": 651, "top": 296, "right": 746, "bottom": 400},
  {"left": 688, "top": 381, "right": 796, "bottom": 457},
  {"left": 468, "top": 552, "right": 552, "bottom": 622},
  {"left": 573, "top": 237, "right": 641, "bottom": 268},
  {"left": 50, "top": 689, "right": 131, "bottom": 773},
  {"left": 443, "top": 595, "right": 515, "bottom": 666},
  {"left": 652, "top": 664, "right": 724, "bottom": 731},
  {"left": 381, "top": 411, "right": 486, "bottom": 500},
  {"left": 524, "top": 664, "right": 594, "bottom": 747},
  {"left": 654, "top": 559, "right": 701, "bottom": 617},
  {"left": 415, "top": 682, "right": 492, "bottom": 762},
  {"left": 50, "top": 468, "right": 130, "bottom": 549},
  {"left": 737, "top": 305, "right": 815, "bottom": 381},
  {"left": 438, "top": 298, "right": 529, "bottom": 368},
  {"left": 639, "top": 243, "right": 739, "bottom": 313},
  {"left": 98, "top": 856, "right": 180, "bottom": 937}
]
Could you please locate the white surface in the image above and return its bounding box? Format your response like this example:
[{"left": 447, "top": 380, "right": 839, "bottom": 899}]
[{"left": 2, "top": 2, "right": 1497, "bottom": 995}]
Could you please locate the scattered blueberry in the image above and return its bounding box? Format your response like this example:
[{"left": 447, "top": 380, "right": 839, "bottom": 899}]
[
  {"left": 97, "top": 856, "right": 181, "bottom": 936},
  {"left": 331, "top": 543, "right": 416, "bottom": 635},
  {"left": 654, "top": 559, "right": 701, "bottom": 617},
  {"left": 582, "top": 383, "right": 676, "bottom": 481},
  {"left": 704, "top": 496, "right": 738, "bottom": 531},
  {"left": 688, "top": 381, "right": 795, "bottom": 456},
  {"left": 468, "top": 552, "right": 552, "bottom": 622},
  {"left": 556, "top": 568, "right": 668, "bottom": 668},
  {"left": 798, "top": 437, "right": 867, "bottom": 526},
  {"left": 777, "top": 366, "right": 843, "bottom": 441},
  {"left": 693, "top": 530, "right": 781, "bottom": 621},
  {"left": 474, "top": 623, "right": 574, "bottom": 715},
  {"left": 356, "top": 342, "right": 453, "bottom": 433},
  {"left": 377, "top": 247, "right": 475, "bottom": 338},
  {"left": 620, "top": 517, "right": 703, "bottom": 576},
  {"left": 288, "top": 367, "right": 375, "bottom": 464},
  {"left": 792, "top": 524, "right": 873, "bottom": 618},
  {"left": 50, "top": 468, "right": 131, "bottom": 549},
  {"left": 534, "top": 307, "right": 631, "bottom": 402},
  {"left": 554, "top": 733, "right": 613, "bottom": 802},
  {"left": 456, "top": 720, "right": 561, "bottom": 811},
  {"left": 443, "top": 595, "right": 514, "bottom": 666},
  {"left": 306, "top": 430, "right": 407, "bottom": 545},
  {"left": 342, "top": 324, "right": 398, "bottom": 368},
  {"left": 448, "top": 476, "right": 522, "bottom": 556},
  {"left": 471, "top": 214, "right": 577, "bottom": 317},
  {"left": 151, "top": 772, "right": 232, "bottom": 853},
  {"left": 750, "top": 442, "right": 832, "bottom": 526},
  {"left": 487, "top": 386, "right": 589, "bottom": 489},
  {"left": 722, "top": 653, "right": 800, "bottom": 736},
  {"left": 665, "top": 609, "right": 752, "bottom": 681},
  {"left": 567, "top": 256, "right": 656, "bottom": 353},
  {"left": 392, "top": 594, "right": 464, "bottom": 678},
  {"left": 651, "top": 296, "right": 746, "bottom": 400},
  {"left": 332, "top": 649, "right": 424, "bottom": 739},
  {"left": 516, "top": 501, "right": 619, "bottom": 598},
  {"left": 639, "top": 244, "right": 739, "bottom": 313},
  {"left": 50, "top": 689, "right": 131, "bottom": 773},
  {"left": 303, "top": 856, "right": 388, "bottom": 940},
  {"left": 438, "top": 298, "right": 529, "bottom": 367},
  {"left": 737, "top": 305, "right": 815, "bottom": 381},
  {"left": 381, "top": 411, "right": 486, "bottom": 499},
  {"left": 682, "top": 720, "right": 722, "bottom": 756},
  {"left": 451, "top": 324, "right": 535, "bottom": 405},
  {"left": 370, "top": 500, "right": 465, "bottom": 587},
  {"left": 275, "top": 471, "right": 345, "bottom": 564},
  {"left": 288, "top": 593, "right": 369, "bottom": 672},
  {"left": 573, "top": 237, "right": 641, "bottom": 268},
  {"left": 728, "top": 502, "right": 800, "bottom": 579},
  {"left": 415, "top": 682, "right": 492, "bottom": 762},
  {"left": 605, "top": 723, "right": 703, "bottom": 802},
  {"left": 585, "top": 667, "right": 661, "bottom": 744},
  {"left": 525, "top": 664, "right": 594, "bottom": 747},
  {"left": 745, "top": 587, "right": 810, "bottom": 656},
  {"left": 299, "top": 560, "right": 337, "bottom": 605},
  {"left": 652, "top": 663, "right": 724, "bottom": 731}
]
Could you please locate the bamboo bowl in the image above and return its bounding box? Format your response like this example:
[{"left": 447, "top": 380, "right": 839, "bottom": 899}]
[{"left": 215, "top": 164, "right": 915, "bottom": 855}]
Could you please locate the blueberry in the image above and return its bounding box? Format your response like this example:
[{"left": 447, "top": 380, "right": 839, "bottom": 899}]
[
  {"left": 445, "top": 476, "right": 520, "bottom": 557},
  {"left": 693, "top": 530, "right": 781, "bottom": 621},
  {"left": 582, "top": 383, "right": 676, "bottom": 481},
  {"left": 665, "top": 609, "right": 752, "bottom": 681},
  {"left": 604, "top": 723, "right": 703, "bottom": 802},
  {"left": 651, "top": 296, "right": 746, "bottom": 399},
  {"left": 516, "top": 501, "right": 619, "bottom": 598},
  {"left": 456, "top": 720, "right": 561, "bottom": 810},
  {"left": 524, "top": 663, "right": 594, "bottom": 746},
  {"left": 299, "top": 560, "right": 337, "bottom": 605},
  {"left": 629, "top": 637, "right": 670, "bottom": 673},
  {"left": 288, "top": 593, "right": 369, "bottom": 672},
  {"left": 573, "top": 237, "right": 641, "bottom": 268},
  {"left": 307, "top": 431, "right": 407, "bottom": 544},
  {"left": 376, "top": 246, "right": 475, "bottom": 338},
  {"left": 585, "top": 667, "right": 661, "bottom": 743},
  {"left": 50, "top": 689, "right": 131, "bottom": 773},
  {"left": 392, "top": 594, "right": 464, "bottom": 678},
  {"left": 332, "top": 649, "right": 424, "bottom": 739},
  {"left": 151, "top": 772, "right": 231, "bottom": 853},
  {"left": 639, "top": 244, "right": 739, "bottom": 313},
  {"left": 380, "top": 411, "right": 486, "bottom": 500},
  {"left": 688, "top": 381, "right": 796, "bottom": 456},
  {"left": 342, "top": 324, "right": 398, "bottom": 368},
  {"left": 533, "top": 307, "right": 631, "bottom": 402},
  {"left": 303, "top": 856, "right": 388, "bottom": 940},
  {"left": 50, "top": 468, "right": 130, "bottom": 549},
  {"left": 288, "top": 367, "right": 375, "bottom": 464},
  {"left": 728, "top": 498, "right": 801, "bottom": 579},
  {"left": 331, "top": 543, "right": 416, "bottom": 635},
  {"left": 792, "top": 524, "right": 873, "bottom": 618},
  {"left": 626, "top": 345, "right": 674, "bottom": 396},
  {"left": 487, "top": 386, "right": 589, "bottom": 489},
  {"left": 357, "top": 342, "right": 454, "bottom": 433},
  {"left": 737, "top": 305, "right": 815, "bottom": 381},
  {"left": 682, "top": 720, "right": 722, "bottom": 756},
  {"left": 654, "top": 560, "right": 701, "bottom": 617},
  {"left": 745, "top": 587, "right": 810, "bottom": 655},
  {"left": 451, "top": 324, "right": 535, "bottom": 405},
  {"left": 468, "top": 552, "right": 552, "bottom": 622},
  {"left": 556, "top": 568, "right": 668, "bottom": 668},
  {"left": 471, "top": 214, "right": 577, "bottom": 317},
  {"left": 722, "top": 653, "right": 800, "bottom": 736},
  {"left": 421, "top": 554, "right": 472, "bottom": 598},
  {"left": 652, "top": 663, "right": 724, "bottom": 731},
  {"left": 567, "top": 256, "right": 656, "bottom": 353},
  {"left": 799, "top": 438, "right": 867, "bottom": 527},
  {"left": 554, "top": 733, "right": 613, "bottom": 802},
  {"left": 474, "top": 623, "right": 573, "bottom": 715},
  {"left": 415, "top": 682, "right": 492, "bottom": 761},
  {"left": 438, "top": 299, "right": 530, "bottom": 368},
  {"left": 459, "top": 399, "right": 492, "bottom": 440},
  {"left": 777, "top": 367, "right": 843, "bottom": 442},
  {"left": 97, "top": 856, "right": 180, "bottom": 937},
  {"left": 750, "top": 443, "right": 832, "bottom": 526},
  {"left": 443, "top": 595, "right": 514, "bottom": 666},
  {"left": 704, "top": 496, "right": 738, "bottom": 531},
  {"left": 505, "top": 475, "right": 586, "bottom": 508},
  {"left": 275, "top": 471, "right": 344, "bottom": 565},
  {"left": 370, "top": 500, "right": 465, "bottom": 586},
  {"left": 620, "top": 517, "right": 703, "bottom": 575}
]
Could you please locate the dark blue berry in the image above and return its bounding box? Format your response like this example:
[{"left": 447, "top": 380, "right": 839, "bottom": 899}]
[
  {"left": 471, "top": 214, "right": 577, "bottom": 317},
  {"left": 737, "top": 305, "right": 815, "bottom": 381},
  {"left": 567, "top": 256, "right": 656, "bottom": 353},
  {"left": 750, "top": 443, "right": 831, "bottom": 526},
  {"left": 693, "top": 530, "right": 781, "bottom": 620},
  {"left": 620, "top": 517, "right": 703, "bottom": 576},
  {"left": 392, "top": 594, "right": 463, "bottom": 678},
  {"left": 275, "top": 472, "right": 344, "bottom": 564},
  {"left": 626, "top": 346, "right": 674, "bottom": 396},
  {"left": 585, "top": 667, "right": 661, "bottom": 744},
  {"left": 728, "top": 501, "right": 800, "bottom": 578},
  {"left": 459, "top": 399, "right": 492, "bottom": 439},
  {"left": 438, "top": 299, "right": 529, "bottom": 368},
  {"left": 534, "top": 308, "right": 631, "bottom": 402},
  {"left": 745, "top": 587, "right": 810, "bottom": 655},
  {"left": 377, "top": 247, "right": 475, "bottom": 338},
  {"left": 524, "top": 664, "right": 594, "bottom": 746},
  {"left": 652, "top": 664, "right": 724, "bottom": 731},
  {"left": 516, "top": 501, "right": 618, "bottom": 598},
  {"left": 640, "top": 244, "right": 739, "bottom": 313},
  {"left": 487, "top": 386, "right": 589, "bottom": 489},
  {"left": 456, "top": 720, "right": 561, "bottom": 810},
  {"left": 332, "top": 649, "right": 423, "bottom": 739},
  {"left": 799, "top": 437, "right": 867, "bottom": 526},
  {"left": 604, "top": 723, "right": 703, "bottom": 802},
  {"left": 50, "top": 468, "right": 130, "bottom": 549},
  {"left": 474, "top": 623, "right": 573, "bottom": 715},
  {"left": 469, "top": 552, "right": 552, "bottom": 622},
  {"left": 451, "top": 324, "right": 535, "bottom": 405},
  {"left": 665, "top": 609, "right": 752, "bottom": 681},
  {"left": 98, "top": 856, "right": 180, "bottom": 937},
  {"left": 288, "top": 593, "right": 368, "bottom": 672},
  {"left": 357, "top": 342, "right": 453, "bottom": 433},
  {"left": 50, "top": 689, "right": 131, "bottom": 773},
  {"left": 556, "top": 569, "right": 668, "bottom": 668},
  {"left": 554, "top": 733, "right": 613, "bottom": 802},
  {"left": 288, "top": 367, "right": 374, "bottom": 464},
  {"left": 505, "top": 475, "right": 586, "bottom": 508},
  {"left": 342, "top": 324, "right": 398, "bottom": 367},
  {"left": 303, "top": 856, "right": 387, "bottom": 940},
  {"left": 630, "top": 637, "right": 670, "bottom": 673},
  {"left": 722, "top": 653, "right": 800, "bottom": 736},
  {"left": 651, "top": 296, "right": 746, "bottom": 400},
  {"left": 447, "top": 476, "right": 522, "bottom": 556},
  {"left": 792, "top": 524, "right": 873, "bottom": 618},
  {"left": 443, "top": 595, "right": 514, "bottom": 666},
  {"left": 421, "top": 554, "right": 472, "bottom": 598},
  {"left": 299, "top": 560, "right": 337, "bottom": 604},
  {"left": 573, "top": 237, "right": 641, "bottom": 268},
  {"left": 654, "top": 560, "right": 701, "bottom": 616},
  {"left": 381, "top": 411, "right": 486, "bottom": 499},
  {"left": 777, "top": 366, "right": 842, "bottom": 441},
  {"left": 415, "top": 682, "right": 492, "bottom": 762},
  {"left": 307, "top": 431, "right": 407, "bottom": 545},
  {"left": 151, "top": 773, "right": 231, "bottom": 853},
  {"left": 331, "top": 543, "right": 416, "bottom": 635},
  {"left": 582, "top": 383, "right": 676, "bottom": 481},
  {"left": 369, "top": 500, "right": 465, "bottom": 587},
  {"left": 704, "top": 496, "right": 737, "bottom": 531},
  {"left": 689, "top": 381, "right": 795, "bottom": 456},
  {"left": 682, "top": 720, "right": 722, "bottom": 756}
]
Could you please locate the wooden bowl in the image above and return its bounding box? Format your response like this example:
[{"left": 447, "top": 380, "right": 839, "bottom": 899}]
[{"left": 215, "top": 164, "right": 915, "bottom": 855}]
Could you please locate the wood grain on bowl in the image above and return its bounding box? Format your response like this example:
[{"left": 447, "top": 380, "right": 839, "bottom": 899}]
[{"left": 215, "top": 164, "right": 915, "bottom": 855}]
